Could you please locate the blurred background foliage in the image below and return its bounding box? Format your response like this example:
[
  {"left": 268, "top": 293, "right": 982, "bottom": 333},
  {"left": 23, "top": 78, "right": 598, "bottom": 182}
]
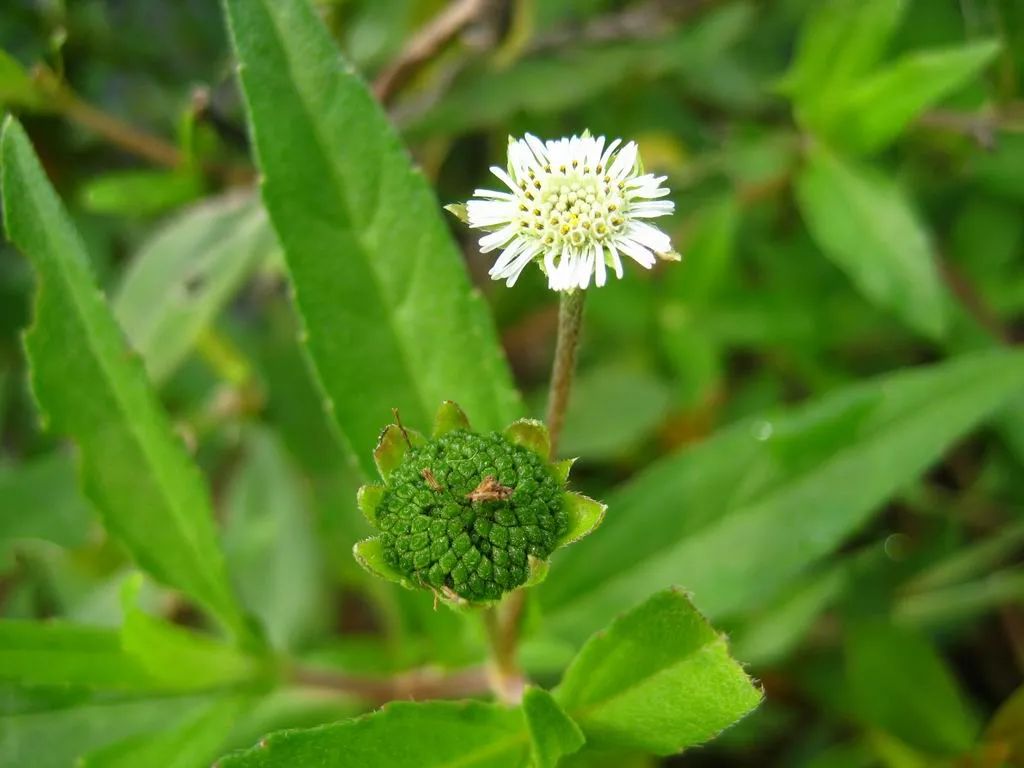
[{"left": 1, "top": 0, "right": 1024, "bottom": 765}]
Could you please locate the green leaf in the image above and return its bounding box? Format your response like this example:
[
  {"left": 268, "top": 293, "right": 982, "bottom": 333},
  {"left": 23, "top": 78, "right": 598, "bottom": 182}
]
[
  {"left": 521, "top": 687, "right": 585, "bottom": 768},
  {"left": 0, "top": 49, "right": 46, "bottom": 110},
  {"left": 80, "top": 696, "right": 246, "bottom": 768},
  {"left": 0, "top": 692, "right": 221, "bottom": 768},
  {"left": 120, "top": 575, "right": 263, "bottom": 691},
  {"left": 357, "top": 484, "right": 385, "bottom": 527},
  {"left": 0, "top": 451, "right": 92, "bottom": 547},
  {"left": 374, "top": 424, "right": 424, "bottom": 480},
  {"left": 0, "top": 118, "right": 250, "bottom": 642},
  {"left": 0, "top": 620, "right": 152, "bottom": 689},
  {"left": 223, "top": 429, "right": 325, "bottom": 651},
  {"left": 829, "top": 41, "right": 1000, "bottom": 153},
  {"left": 79, "top": 169, "right": 204, "bottom": 217},
  {"left": 845, "top": 620, "right": 978, "bottom": 754},
  {"left": 114, "top": 192, "right": 276, "bottom": 383},
  {"left": 504, "top": 419, "right": 551, "bottom": 461},
  {"left": 780, "top": 0, "right": 908, "bottom": 125},
  {"left": 559, "top": 492, "right": 606, "bottom": 548},
  {"left": 433, "top": 400, "right": 471, "bottom": 438},
  {"left": 353, "top": 537, "right": 416, "bottom": 589},
  {"left": 215, "top": 700, "right": 551, "bottom": 767},
  {"left": 223, "top": 0, "right": 521, "bottom": 477},
  {"left": 540, "top": 350, "right": 1024, "bottom": 643},
  {"left": 554, "top": 589, "right": 761, "bottom": 755},
  {"left": 796, "top": 144, "right": 948, "bottom": 339}
]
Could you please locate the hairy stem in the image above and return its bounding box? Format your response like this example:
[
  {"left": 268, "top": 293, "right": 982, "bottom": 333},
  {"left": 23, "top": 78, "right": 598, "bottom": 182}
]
[
  {"left": 545, "top": 289, "right": 586, "bottom": 458},
  {"left": 290, "top": 663, "right": 490, "bottom": 705}
]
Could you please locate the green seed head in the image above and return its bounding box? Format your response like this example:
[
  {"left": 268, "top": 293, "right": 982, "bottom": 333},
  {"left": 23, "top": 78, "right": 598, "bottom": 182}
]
[{"left": 375, "top": 430, "right": 567, "bottom": 602}]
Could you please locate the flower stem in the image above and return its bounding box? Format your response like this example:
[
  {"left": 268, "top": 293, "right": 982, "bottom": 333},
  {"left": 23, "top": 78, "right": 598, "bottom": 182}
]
[
  {"left": 545, "top": 289, "right": 586, "bottom": 459},
  {"left": 483, "top": 289, "right": 588, "bottom": 703}
]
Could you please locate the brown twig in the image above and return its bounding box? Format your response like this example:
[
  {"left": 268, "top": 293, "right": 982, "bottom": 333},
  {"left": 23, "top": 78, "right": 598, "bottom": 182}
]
[
  {"left": 527, "top": 0, "right": 720, "bottom": 53},
  {"left": 937, "top": 257, "right": 1011, "bottom": 344},
  {"left": 290, "top": 664, "right": 490, "bottom": 705},
  {"left": 373, "top": 0, "right": 490, "bottom": 106}
]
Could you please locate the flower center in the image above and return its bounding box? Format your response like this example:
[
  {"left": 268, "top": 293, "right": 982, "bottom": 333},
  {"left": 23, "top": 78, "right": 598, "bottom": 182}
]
[{"left": 518, "top": 170, "right": 627, "bottom": 251}]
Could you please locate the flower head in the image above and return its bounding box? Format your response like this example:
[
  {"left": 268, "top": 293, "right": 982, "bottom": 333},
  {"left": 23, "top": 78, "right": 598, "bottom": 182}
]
[
  {"left": 353, "top": 402, "right": 606, "bottom": 608},
  {"left": 457, "top": 133, "right": 677, "bottom": 291}
]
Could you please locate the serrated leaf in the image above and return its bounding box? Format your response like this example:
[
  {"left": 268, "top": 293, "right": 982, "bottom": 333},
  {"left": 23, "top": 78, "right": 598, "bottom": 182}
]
[
  {"left": 0, "top": 451, "right": 92, "bottom": 547},
  {"left": 114, "top": 192, "right": 276, "bottom": 383},
  {"left": 558, "top": 492, "right": 605, "bottom": 548},
  {"left": 829, "top": 41, "right": 1000, "bottom": 153},
  {"left": 0, "top": 118, "right": 250, "bottom": 642},
  {"left": 540, "top": 351, "right": 1024, "bottom": 643},
  {"left": 845, "top": 620, "right": 978, "bottom": 754},
  {"left": 81, "top": 696, "right": 246, "bottom": 768},
  {"left": 554, "top": 589, "right": 761, "bottom": 754},
  {"left": 0, "top": 621, "right": 152, "bottom": 690},
  {"left": 215, "top": 700, "right": 554, "bottom": 767},
  {"left": 120, "top": 576, "right": 264, "bottom": 691},
  {"left": 504, "top": 418, "right": 551, "bottom": 460},
  {"left": 433, "top": 400, "right": 471, "bottom": 438},
  {"left": 223, "top": 0, "right": 521, "bottom": 477},
  {"left": 796, "top": 145, "right": 948, "bottom": 339},
  {"left": 521, "top": 687, "right": 584, "bottom": 768},
  {"left": 223, "top": 429, "right": 325, "bottom": 651}
]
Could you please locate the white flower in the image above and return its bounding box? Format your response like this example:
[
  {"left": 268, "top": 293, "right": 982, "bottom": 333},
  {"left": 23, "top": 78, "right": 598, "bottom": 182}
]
[{"left": 461, "top": 133, "right": 676, "bottom": 291}]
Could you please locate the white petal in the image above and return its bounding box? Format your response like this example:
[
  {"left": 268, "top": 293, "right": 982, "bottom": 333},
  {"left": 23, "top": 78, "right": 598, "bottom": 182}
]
[
  {"left": 489, "top": 165, "right": 518, "bottom": 192},
  {"left": 627, "top": 220, "right": 673, "bottom": 253},
  {"left": 629, "top": 200, "right": 674, "bottom": 218},
  {"left": 599, "top": 138, "right": 622, "bottom": 171},
  {"left": 489, "top": 239, "right": 526, "bottom": 275},
  {"left": 616, "top": 237, "right": 656, "bottom": 268},
  {"left": 608, "top": 142, "right": 638, "bottom": 180},
  {"left": 593, "top": 243, "right": 606, "bottom": 287},
  {"left": 479, "top": 223, "right": 518, "bottom": 252},
  {"left": 607, "top": 240, "right": 624, "bottom": 279}
]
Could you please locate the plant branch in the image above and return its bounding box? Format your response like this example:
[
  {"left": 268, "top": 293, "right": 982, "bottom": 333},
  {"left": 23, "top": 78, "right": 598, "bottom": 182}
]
[
  {"left": 545, "top": 289, "right": 586, "bottom": 459},
  {"left": 373, "top": 0, "right": 490, "bottom": 106},
  {"left": 483, "top": 605, "right": 525, "bottom": 704},
  {"left": 290, "top": 663, "right": 490, "bottom": 705}
]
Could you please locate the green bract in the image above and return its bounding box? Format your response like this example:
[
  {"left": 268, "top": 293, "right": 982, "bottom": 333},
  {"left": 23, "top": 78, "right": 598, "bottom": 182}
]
[{"left": 354, "top": 402, "right": 605, "bottom": 607}]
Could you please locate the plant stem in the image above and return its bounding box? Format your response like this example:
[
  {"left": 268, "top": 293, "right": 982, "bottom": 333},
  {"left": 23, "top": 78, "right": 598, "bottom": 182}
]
[
  {"left": 483, "top": 289, "right": 588, "bottom": 703},
  {"left": 290, "top": 663, "right": 490, "bottom": 704},
  {"left": 545, "top": 289, "right": 586, "bottom": 459}
]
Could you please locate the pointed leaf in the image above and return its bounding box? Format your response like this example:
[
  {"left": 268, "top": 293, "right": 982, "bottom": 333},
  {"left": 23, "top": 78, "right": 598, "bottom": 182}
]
[
  {"left": 374, "top": 424, "right": 424, "bottom": 480},
  {"left": 353, "top": 538, "right": 415, "bottom": 589},
  {"left": 558, "top": 492, "right": 606, "bottom": 548},
  {"left": 521, "top": 688, "right": 584, "bottom": 768},
  {"left": 504, "top": 419, "right": 551, "bottom": 460},
  {"left": 554, "top": 589, "right": 761, "bottom": 754},
  {"left": 524, "top": 556, "right": 550, "bottom": 589},
  {"left": 357, "top": 484, "right": 386, "bottom": 527},
  {"left": 433, "top": 400, "right": 470, "bottom": 437},
  {"left": 541, "top": 350, "right": 1024, "bottom": 643},
  {"left": 223, "top": 0, "right": 521, "bottom": 478},
  {"left": 552, "top": 458, "right": 576, "bottom": 484},
  {"left": 796, "top": 144, "right": 948, "bottom": 339},
  {"left": 0, "top": 118, "right": 250, "bottom": 642}
]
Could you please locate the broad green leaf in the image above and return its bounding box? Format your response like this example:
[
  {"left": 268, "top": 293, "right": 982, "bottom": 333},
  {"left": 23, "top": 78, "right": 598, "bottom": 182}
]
[
  {"left": 780, "top": 0, "right": 908, "bottom": 126},
  {"left": 120, "top": 576, "right": 263, "bottom": 691},
  {"left": 796, "top": 145, "right": 948, "bottom": 339},
  {"left": 223, "top": 429, "right": 325, "bottom": 651},
  {"left": 81, "top": 695, "right": 246, "bottom": 768},
  {"left": 829, "top": 41, "right": 1000, "bottom": 153},
  {"left": 554, "top": 589, "right": 761, "bottom": 755},
  {"left": 0, "top": 451, "right": 92, "bottom": 547},
  {"left": 540, "top": 350, "right": 1024, "bottom": 643},
  {"left": 80, "top": 169, "right": 204, "bottom": 217},
  {"left": 0, "top": 620, "right": 151, "bottom": 689},
  {"left": 114, "top": 192, "right": 275, "bottom": 384},
  {"left": 223, "top": 0, "right": 521, "bottom": 476},
  {"left": 0, "top": 50, "right": 46, "bottom": 110},
  {"left": 0, "top": 692, "right": 219, "bottom": 768},
  {"left": 215, "top": 699, "right": 559, "bottom": 767},
  {"left": 521, "top": 687, "right": 585, "bottom": 768},
  {"left": 0, "top": 117, "right": 249, "bottom": 642},
  {"left": 845, "top": 620, "right": 978, "bottom": 754}
]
